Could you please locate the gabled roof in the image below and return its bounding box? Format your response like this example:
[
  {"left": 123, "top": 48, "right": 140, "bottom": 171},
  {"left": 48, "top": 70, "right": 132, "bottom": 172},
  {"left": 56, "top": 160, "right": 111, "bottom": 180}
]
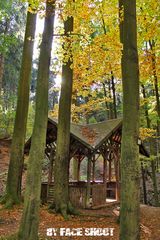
[
  {"left": 48, "top": 117, "right": 122, "bottom": 150},
  {"left": 25, "top": 117, "right": 149, "bottom": 157}
]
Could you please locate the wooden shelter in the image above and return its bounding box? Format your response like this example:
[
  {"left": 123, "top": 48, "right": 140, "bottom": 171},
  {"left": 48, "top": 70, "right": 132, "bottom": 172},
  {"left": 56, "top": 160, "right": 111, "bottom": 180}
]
[{"left": 25, "top": 117, "right": 149, "bottom": 208}]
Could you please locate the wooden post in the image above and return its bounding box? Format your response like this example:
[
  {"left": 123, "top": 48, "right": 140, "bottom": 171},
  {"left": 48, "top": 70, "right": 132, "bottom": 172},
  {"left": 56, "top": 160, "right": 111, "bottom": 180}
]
[
  {"left": 103, "top": 157, "right": 107, "bottom": 184},
  {"left": 92, "top": 155, "right": 96, "bottom": 182},
  {"left": 86, "top": 155, "right": 92, "bottom": 208},
  {"left": 48, "top": 149, "right": 54, "bottom": 185},
  {"left": 115, "top": 160, "right": 120, "bottom": 201},
  {"left": 72, "top": 157, "right": 78, "bottom": 180},
  {"left": 77, "top": 158, "right": 81, "bottom": 181},
  {"left": 109, "top": 159, "right": 112, "bottom": 181},
  {"left": 113, "top": 149, "right": 120, "bottom": 201}
]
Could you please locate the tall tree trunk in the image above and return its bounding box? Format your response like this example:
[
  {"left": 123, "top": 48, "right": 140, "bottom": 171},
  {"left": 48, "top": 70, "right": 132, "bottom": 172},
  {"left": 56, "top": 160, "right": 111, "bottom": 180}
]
[
  {"left": 18, "top": 2, "right": 55, "bottom": 239},
  {"left": 0, "top": 54, "right": 4, "bottom": 95},
  {"left": 101, "top": 11, "right": 116, "bottom": 120},
  {"left": 148, "top": 40, "right": 160, "bottom": 134},
  {"left": 141, "top": 84, "right": 151, "bottom": 128},
  {"left": 0, "top": 8, "right": 37, "bottom": 207},
  {"left": 108, "top": 80, "right": 114, "bottom": 119},
  {"left": 111, "top": 71, "right": 117, "bottom": 118},
  {"left": 120, "top": 1, "right": 140, "bottom": 240},
  {"left": 149, "top": 40, "right": 160, "bottom": 169},
  {"left": 142, "top": 84, "right": 159, "bottom": 206},
  {"left": 151, "top": 159, "right": 160, "bottom": 206},
  {"left": 53, "top": 15, "right": 77, "bottom": 219},
  {"left": 141, "top": 84, "right": 149, "bottom": 204},
  {"left": 102, "top": 82, "right": 110, "bottom": 119}
]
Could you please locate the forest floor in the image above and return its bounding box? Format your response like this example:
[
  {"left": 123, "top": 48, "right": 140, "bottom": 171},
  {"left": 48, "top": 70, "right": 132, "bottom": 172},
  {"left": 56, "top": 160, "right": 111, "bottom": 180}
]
[
  {"left": 0, "top": 139, "right": 160, "bottom": 240},
  {"left": 0, "top": 139, "right": 11, "bottom": 195},
  {"left": 0, "top": 204, "right": 160, "bottom": 240}
]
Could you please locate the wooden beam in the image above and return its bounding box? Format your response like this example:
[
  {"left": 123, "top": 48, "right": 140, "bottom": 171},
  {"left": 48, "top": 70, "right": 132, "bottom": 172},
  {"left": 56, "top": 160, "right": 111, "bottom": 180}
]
[
  {"left": 109, "top": 159, "right": 112, "bottom": 181},
  {"left": 103, "top": 157, "right": 107, "bottom": 184},
  {"left": 48, "top": 149, "right": 55, "bottom": 185},
  {"left": 113, "top": 149, "right": 120, "bottom": 201},
  {"left": 86, "top": 155, "right": 92, "bottom": 208},
  {"left": 77, "top": 156, "right": 81, "bottom": 181},
  {"left": 92, "top": 155, "right": 96, "bottom": 182}
]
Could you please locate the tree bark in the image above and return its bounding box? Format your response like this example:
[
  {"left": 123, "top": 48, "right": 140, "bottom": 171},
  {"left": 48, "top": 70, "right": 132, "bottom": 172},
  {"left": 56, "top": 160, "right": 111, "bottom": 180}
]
[
  {"left": 1, "top": 8, "right": 37, "bottom": 207},
  {"left": 18, "top": 1, "right": 55, "bottom": 239},
  {"left": 120, "top": 1, "right": 140, "bottom": 240},
  {"left": 54, "top": 15, "right": 77, "bottom": 218}
]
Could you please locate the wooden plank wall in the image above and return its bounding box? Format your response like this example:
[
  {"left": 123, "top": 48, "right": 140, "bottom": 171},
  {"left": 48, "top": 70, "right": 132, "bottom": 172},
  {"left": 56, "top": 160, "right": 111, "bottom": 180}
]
[{"left": 92, "top": 184, "right": 106, "bottom": 206}]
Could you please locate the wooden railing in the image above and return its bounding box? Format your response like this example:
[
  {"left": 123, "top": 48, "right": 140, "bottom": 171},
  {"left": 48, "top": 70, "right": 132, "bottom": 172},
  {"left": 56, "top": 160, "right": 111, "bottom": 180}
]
[{"left": 41, "top": 181, "right": 117, "bottom": 208}]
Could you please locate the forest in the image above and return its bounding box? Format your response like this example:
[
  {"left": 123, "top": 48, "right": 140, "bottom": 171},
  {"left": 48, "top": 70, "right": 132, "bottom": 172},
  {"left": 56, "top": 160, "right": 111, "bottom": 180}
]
[{"left": 0, "top": 0, "right": 160, "bottom": 240}]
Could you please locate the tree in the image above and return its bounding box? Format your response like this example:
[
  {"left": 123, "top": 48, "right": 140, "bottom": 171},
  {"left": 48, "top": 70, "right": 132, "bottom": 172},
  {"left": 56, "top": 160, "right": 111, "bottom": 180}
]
[
  {"left": 52, "top": 0, "right": 121, "bottom": 123},
  {"left": 137, "top": 1, "right": 160, "bottom": 134},
  {"left": 2, "top": 38, "right": 23, "bottom": 112},
  {"left": 120, "top": 1, "right": 140, "bottom": 240},
  {"left": 0, "top": 1, "right": 26, "bottom": 95},
  {"left": 71, "top": 0, "right": 121, "bottom": 122},
  {"left": 18, "top": 1, "right": 55, "bottom": 239},
  {"left": 0, "top": 5, "right": 37, "bottom": 207},
  {"left": 148, "top": 40, "right": 160, "bottom": 135},
  {"left": 53, "top": 14, "right": 76, "bottom": 219},
  {"left": 0, "top": 1, "right": 26, "bottom": 138},
  {"left": 137, "top": 0, "right": 160, "bottom": 206}
]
